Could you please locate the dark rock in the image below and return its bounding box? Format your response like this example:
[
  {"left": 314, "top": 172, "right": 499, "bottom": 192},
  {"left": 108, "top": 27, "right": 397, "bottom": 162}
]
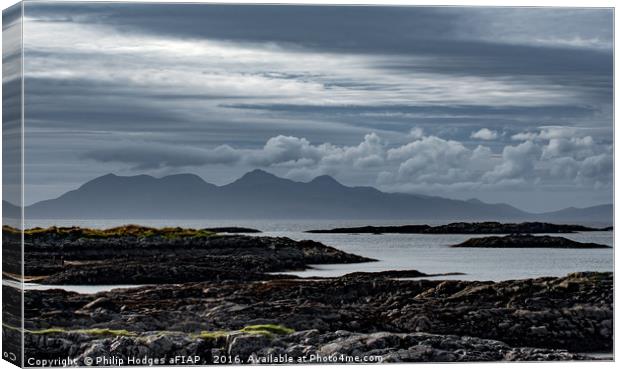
[
  {"left": 451, "top": 234, "right": 610, "bottom": 249},
  {"left": 17, "top": 226, "right": 613, "bottom": 363},
  {"left": 22, "top": 228, "right": 375, "bottom": 284},
  {"left": 227, "top": 334, "right": 271, "bottom": 360},
  {"left": 24, "top": 272, "right": 612, "bottom": 356},
  {"left": 307, "top": 222, "right": 607, "bottom": 234},
  {"left": 203, "top": 227, "right": 261, "bottom": 233},
  {"left": 24, "top": 329, "right": 593, "bottom": 364},
  {"left": 81, "top": 297, "right": 118, "bottom": 312},
  {"left": 307, "top": 225, "right": 431, "bottom": 234}
]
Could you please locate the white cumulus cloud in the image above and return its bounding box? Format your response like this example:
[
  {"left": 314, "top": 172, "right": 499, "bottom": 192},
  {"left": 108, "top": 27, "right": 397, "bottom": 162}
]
[
  {"left": 84, "top": 128, "right": 612, "bottom": 194},
  {"left": 470, "top": 128, "right": 498, "bottom": 140}
]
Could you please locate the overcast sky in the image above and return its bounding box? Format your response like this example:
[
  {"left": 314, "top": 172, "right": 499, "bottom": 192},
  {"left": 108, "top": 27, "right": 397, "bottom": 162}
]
[{"left": 16, "top": 3, "right": 613, "bottom": 212}]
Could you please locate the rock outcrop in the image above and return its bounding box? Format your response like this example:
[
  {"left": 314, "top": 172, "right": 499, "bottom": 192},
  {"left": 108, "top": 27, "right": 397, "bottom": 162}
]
[
  {"left": 9, "top": 226, "right": 375, "bottom": 284},
  {"left": 8, "top": 225, "right": 613, "bottom": 363},
  {"left": 24, "top": 329, "right": 592, "bottom": 364},
  {"left": 23, "top": 272, "right": 613, "bottom": 360},
  {"left": 451, "top": 234, "right": 610, "bottom": 248},
  {"left": 307, "top": 222, "right": 608, "bottom": 234}
]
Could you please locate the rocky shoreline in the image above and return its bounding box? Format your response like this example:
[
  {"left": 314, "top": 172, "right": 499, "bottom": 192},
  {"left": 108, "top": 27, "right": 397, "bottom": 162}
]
[
  {"left": 2, "top": 225, "right": 613, "bottom": 363},
  {"left": 21, "top": 271, "right": 612, "bottom": 363},
  {"left": 4, "top": 226, "right": 374, "bottom": 284},
  {"left": 23, "top": 329, "right": 591, "bottom": 365},
  {"left": 307, "top": 221, "right": 610, "bottom": 234},
  {"left": 452, "top": 234, "right": 610, "bottom": 249}
]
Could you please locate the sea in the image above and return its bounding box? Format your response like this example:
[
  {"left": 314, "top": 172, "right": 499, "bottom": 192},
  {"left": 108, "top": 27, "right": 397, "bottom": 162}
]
[{"left": 22, "top": 219, "right": 613, "bottom": 289}]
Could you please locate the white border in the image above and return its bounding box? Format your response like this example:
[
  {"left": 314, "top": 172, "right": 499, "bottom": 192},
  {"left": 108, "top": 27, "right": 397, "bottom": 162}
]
[{"left": 0, "top": 1, "right": 616, "bottom": 369}]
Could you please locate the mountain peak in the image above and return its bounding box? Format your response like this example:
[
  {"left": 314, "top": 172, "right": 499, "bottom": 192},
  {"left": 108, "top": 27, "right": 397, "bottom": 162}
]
[
  {"left": 24, "top": 170, "right": 610, "bottom": 223},
  {"left": 241, "top": 169, "right": 278, "bottom": 180},
  {"left": 228, "top": 169, "right": 289, "bottom": 187},
  {"left": 77, "top": 173, "right": 157, "bottom": 192},
  {"left": 309, "top": 175, "right": 342, "bottom": 186},
  {"left": 98, "top": 173, "right": 119, "bottom": 180},
  {"left": 81, "top": 173, "right": 120, "bottom": 186},
  {"left": 247, "top": 168, "right": 273, "bottom": 175}
]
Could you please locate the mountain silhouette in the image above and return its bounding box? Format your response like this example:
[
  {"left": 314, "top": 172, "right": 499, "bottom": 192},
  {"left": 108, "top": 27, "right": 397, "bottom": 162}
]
[{"left": 10, "top": 170, "right": 612, "bottom": 223}]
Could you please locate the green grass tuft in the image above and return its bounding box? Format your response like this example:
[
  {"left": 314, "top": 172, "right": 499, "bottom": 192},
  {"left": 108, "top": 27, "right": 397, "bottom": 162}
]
[
  {"left": 26, "top": 328, "right": 67, "bottom": 335},
  {"left": 26, "top": 327, "right": 135, "bottom": 337},
  {"left": 240, "top": 324, "right": 294, "bottom": 336},
  {"left": 75, "top": 328, "right": 136, "bottom": 336},
  {"left": 194, "top": 330, "right": 230, "bottom": 340}
]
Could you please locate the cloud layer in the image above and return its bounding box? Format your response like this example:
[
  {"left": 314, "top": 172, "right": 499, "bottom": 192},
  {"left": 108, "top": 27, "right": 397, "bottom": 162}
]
[{"left": 15, "top": 3, "right": 613, "bottom": 211}]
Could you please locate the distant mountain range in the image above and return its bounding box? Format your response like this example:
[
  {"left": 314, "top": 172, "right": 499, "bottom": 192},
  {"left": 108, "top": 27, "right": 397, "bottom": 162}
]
[{"left": 1, "top": 170, "right": 613, "bottom": 224}]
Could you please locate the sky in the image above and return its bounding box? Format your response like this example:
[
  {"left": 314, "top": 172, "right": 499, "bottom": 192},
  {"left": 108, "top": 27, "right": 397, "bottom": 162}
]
[{"left": 12, "top": 3, "right": 613, "bottom": 212}]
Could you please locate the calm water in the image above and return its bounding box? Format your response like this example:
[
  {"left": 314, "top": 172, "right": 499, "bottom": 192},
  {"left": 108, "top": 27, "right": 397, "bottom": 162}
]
[{"left": 25, "top": 219, "right": 613, "bottom": 282}]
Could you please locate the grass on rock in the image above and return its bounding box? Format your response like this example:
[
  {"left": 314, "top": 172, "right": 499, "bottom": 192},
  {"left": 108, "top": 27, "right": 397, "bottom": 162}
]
[
  {"left": 20, "top": 324, "right": 295, "bottom": 340},
  {"left": 27, "top": 328, "right": 136, "bottom": 337},
  {"left": 22, "top": 325, "right": 294, "bottom": 339},
  {"left": 194, "top": 330, "right": 230, "bottom": 340},
  {"left": 240, "top": 324, "right": 295, "bottom": 336},
  {"left": 196, "top": 324, "right": 295, "bottom": 339},
  {"left": 4, "top": 225, "right": 216, "bottom": 239}
]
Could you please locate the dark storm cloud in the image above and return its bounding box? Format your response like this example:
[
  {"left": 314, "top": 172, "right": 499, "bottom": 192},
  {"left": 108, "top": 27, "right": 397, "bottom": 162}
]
[
  {"left": 24, "top": 4, "right": 612, "bottom": 82},
  {"left": 24, "top": 5, "right": 460, "bottom": 48},
  {"left": 379, "top": 46, "right": 611, "bottom": 83},
  {"left": 24, "top": 5, "right": 612, "bottom": 47}
]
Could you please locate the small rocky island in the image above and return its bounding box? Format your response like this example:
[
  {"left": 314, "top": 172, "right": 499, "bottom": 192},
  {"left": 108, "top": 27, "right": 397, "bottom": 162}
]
[
  {"left": 307, "top": 221, "right": 609, "bottom": 234},
  {"left": 2, "top": 225, "right": 614, "bottom": 363},
  {"left": 452, "top": 234, "right": 610, "bottom": 249}
]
